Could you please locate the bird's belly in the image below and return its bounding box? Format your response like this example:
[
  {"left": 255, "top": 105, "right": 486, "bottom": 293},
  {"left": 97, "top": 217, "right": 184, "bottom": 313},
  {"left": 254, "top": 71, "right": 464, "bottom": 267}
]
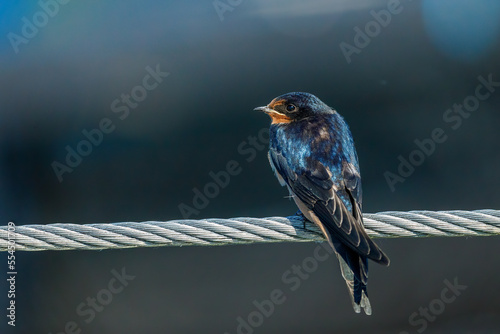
[{"left": 268, "top": 152, "right": 286, "bottom": 186}]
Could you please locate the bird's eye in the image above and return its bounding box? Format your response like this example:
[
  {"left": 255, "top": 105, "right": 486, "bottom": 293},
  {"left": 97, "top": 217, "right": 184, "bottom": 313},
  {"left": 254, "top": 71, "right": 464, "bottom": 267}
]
[{"left": 286, "top": 104, "right": 297, "bottom": 112}]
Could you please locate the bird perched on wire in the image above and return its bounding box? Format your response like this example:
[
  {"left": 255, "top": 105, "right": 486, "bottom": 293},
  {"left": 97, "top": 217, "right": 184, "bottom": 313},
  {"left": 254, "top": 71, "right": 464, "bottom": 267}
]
[{"left": 255, "top": 92, "right": 390, "bottom": 315}]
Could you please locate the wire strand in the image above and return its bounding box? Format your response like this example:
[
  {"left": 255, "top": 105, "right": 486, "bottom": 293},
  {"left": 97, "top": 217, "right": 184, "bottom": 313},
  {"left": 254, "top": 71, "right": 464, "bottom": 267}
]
[{"left": 1, "top": 210, "right": 499, "bottom": 252}]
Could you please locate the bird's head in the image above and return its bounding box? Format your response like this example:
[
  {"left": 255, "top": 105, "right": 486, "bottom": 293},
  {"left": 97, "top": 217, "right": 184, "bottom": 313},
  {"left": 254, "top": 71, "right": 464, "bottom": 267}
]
[{"left": 254, "top": 92, "right": 334, "bottom": 124}]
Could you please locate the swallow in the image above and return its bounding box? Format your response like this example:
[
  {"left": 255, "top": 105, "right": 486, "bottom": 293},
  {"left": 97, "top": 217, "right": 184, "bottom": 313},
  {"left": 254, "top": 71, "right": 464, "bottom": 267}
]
[{"left": 255, "top": 92, "right": 389, "bottom": 315}]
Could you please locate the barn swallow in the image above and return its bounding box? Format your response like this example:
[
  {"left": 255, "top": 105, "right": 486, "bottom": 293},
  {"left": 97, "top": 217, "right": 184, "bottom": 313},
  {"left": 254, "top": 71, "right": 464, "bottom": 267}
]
[{"left": 255, "top": 92, "right": 389, "bottom": 315}]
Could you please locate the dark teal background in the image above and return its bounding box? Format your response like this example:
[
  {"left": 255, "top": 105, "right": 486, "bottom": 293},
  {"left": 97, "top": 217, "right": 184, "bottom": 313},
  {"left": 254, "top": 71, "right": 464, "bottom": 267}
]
[{"left": 1, "top": 0, "right": 500, "bottom": 333}]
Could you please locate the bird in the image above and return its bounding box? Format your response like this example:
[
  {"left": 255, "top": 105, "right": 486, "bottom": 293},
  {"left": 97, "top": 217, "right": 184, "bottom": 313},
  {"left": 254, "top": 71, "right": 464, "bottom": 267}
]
[{"left": 254, "top": 92, "right": 390, "bottom": 315}]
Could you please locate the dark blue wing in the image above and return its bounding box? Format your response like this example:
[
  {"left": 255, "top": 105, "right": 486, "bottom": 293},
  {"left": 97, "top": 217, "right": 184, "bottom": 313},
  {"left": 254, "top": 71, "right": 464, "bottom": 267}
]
[{"left": 269, "top": 147, "right": 389, "bottom": 265}]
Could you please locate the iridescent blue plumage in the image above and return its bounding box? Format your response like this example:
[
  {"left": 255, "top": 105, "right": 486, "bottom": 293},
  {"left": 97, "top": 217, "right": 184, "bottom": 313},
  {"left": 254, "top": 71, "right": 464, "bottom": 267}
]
[
  {"left": 271, "top": 107, "right": 359, "bottom": 211},
  {"left": 256, "top": 92, "right": 389, "bottom": 315}
]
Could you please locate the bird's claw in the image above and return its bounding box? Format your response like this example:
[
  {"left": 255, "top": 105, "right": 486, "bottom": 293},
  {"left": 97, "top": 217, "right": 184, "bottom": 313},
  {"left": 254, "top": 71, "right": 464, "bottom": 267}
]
[{"left": 294, "top": 210, "right": 307, "bottom": 229}]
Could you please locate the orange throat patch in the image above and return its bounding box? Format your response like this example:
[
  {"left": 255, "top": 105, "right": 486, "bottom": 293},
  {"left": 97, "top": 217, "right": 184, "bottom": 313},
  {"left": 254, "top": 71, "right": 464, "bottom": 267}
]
[
  {"left": 266, "top": 99, "right": 292, "bottom": 124},
  {"left": 267, "top": 111, "right": 292, "bottom": 124}
]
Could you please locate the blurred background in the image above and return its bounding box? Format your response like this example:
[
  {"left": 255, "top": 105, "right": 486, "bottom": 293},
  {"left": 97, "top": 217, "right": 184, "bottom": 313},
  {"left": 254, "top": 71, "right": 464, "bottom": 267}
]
[{"left": 1, "top": 0, "right": 500, "bottom": 333}]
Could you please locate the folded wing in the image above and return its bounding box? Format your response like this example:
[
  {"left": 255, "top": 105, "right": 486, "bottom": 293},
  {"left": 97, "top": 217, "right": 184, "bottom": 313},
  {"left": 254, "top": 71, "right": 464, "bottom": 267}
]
[{"left": 269, "top": 148, "right": 389, "bottom": 265}]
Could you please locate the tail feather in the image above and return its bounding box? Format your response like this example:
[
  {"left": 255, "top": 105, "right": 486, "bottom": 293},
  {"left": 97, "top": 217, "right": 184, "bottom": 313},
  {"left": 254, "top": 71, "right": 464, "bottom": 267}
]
[{"left": 335, "top": 244, "right": 372, "bottom": 315}]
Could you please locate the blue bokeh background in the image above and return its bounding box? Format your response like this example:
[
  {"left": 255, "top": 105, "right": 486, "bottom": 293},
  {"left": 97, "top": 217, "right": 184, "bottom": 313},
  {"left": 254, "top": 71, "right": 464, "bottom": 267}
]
[{"left": 1, "top": 0, "right": 500, "bottom": 333}]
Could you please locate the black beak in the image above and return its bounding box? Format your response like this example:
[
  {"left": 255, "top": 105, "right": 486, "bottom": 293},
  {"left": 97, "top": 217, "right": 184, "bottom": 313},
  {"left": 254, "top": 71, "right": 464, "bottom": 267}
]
[{"left": 254, "top": 106, "right": 270, "bottom": 112}]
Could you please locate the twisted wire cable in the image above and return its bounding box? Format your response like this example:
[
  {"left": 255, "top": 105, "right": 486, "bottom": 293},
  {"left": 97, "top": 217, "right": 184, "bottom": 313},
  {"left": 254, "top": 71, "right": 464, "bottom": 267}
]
[{"left": 1, "top": 210, "right": 499, "bottom": 252}]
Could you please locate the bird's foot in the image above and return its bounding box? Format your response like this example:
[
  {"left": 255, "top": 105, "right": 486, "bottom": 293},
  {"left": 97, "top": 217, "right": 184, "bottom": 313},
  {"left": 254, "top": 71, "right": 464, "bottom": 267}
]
[{"left": 294, "top": 210, "right": 307, "bottom": 229}]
